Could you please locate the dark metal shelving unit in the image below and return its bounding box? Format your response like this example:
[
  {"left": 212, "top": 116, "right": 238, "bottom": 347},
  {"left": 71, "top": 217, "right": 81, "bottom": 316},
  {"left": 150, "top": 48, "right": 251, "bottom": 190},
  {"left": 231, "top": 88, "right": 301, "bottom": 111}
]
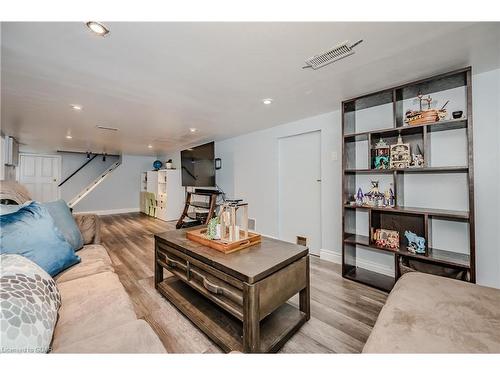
[{"left": 341, "top": 67, "right": 475, "bottom": 291}]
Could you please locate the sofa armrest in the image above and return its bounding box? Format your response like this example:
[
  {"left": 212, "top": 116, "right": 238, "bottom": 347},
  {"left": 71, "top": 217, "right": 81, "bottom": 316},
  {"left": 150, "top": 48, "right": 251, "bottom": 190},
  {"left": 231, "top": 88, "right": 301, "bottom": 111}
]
[{"left": 73, "top": 214, "right": 101, "bottom": 245}]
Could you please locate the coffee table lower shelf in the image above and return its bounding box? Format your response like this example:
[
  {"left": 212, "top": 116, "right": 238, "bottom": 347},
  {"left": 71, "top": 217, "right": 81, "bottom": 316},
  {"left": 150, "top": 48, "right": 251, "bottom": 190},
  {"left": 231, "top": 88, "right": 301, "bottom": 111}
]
[{"left": 157, "top": 276, "right": 307, "bottom": 353}]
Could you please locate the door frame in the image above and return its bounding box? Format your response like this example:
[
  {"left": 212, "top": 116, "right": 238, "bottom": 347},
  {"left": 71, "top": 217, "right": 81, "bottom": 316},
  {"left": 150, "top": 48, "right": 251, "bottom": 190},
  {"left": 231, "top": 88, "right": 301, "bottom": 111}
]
[
  {"left": 277, "top": 129, "right": 322, "bottom": 254},
  {"left": 17, "top": 153, "right": 62, "bottom": 200}
]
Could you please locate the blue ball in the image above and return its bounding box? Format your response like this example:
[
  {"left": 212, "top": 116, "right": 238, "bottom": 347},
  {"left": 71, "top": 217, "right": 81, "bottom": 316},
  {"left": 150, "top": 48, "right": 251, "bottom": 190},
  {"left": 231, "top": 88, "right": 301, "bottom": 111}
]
[{"left": 153, "top": 160, "right": 162, "bottom": 170}]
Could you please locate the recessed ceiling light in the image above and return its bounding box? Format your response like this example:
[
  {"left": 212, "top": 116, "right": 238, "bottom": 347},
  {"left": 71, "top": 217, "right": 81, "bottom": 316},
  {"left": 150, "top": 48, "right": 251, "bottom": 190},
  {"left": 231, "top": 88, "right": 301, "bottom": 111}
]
[
  {"left": 262, "top": 98, "right": 273, "bottom": 105},
  {"left": 86, "top": 21, "right": 109, "bottom": 36},
  {"left": 70, "top": 104, "right": 83, "bottom": 111},
  {"left": 66, "top": 135, "right": 72, "bottom": 139},
  {"left": 189, "top": 128, "right": 197, "bottom": 133},
  {"left": 148, "top": 144, "right": 153, "bottom": 149}
]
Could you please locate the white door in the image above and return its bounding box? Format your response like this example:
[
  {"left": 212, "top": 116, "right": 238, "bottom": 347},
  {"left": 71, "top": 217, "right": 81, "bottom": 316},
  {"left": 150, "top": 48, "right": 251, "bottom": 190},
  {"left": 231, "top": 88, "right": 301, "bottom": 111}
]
[
  {"left": 278, "top": 131, "right": 321, "bottom": 255},
  {"left": 18, "top": 154, "right": 61, "bottom": 202}
]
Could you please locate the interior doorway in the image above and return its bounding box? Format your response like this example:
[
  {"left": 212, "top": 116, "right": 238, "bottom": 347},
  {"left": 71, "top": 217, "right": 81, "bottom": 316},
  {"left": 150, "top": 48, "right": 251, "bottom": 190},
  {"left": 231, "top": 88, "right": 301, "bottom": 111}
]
[
  {"left": 278, "top": 130, "right": 322, "bottom": 255},
  {"left": 18, "top": 153, "right": 61, "bottom": 202}
]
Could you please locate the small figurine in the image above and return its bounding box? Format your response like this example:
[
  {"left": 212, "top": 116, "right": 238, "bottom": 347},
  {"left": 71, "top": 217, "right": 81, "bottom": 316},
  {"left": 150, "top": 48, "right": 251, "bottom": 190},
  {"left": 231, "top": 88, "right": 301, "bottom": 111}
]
[
  {"left": 372, "top": 138, "right": 390, "bottom": 170},
  {"left": 390, "top": 133, "right": 411, "bottom": 169},
  {"left": 405, "top": 231, "right": 426, "bottom": 254},
  {"left": 410, "top": 145, "right": 425, "bottom": 168},
  {"left": 356, "top": 188, "right": 364, "bottom": 205},
  {"left": 364, "top": 181, "right": 385, "bottom": 207},
  {"left": 384, "top": 183, "right": 396, "bottom": 207}
]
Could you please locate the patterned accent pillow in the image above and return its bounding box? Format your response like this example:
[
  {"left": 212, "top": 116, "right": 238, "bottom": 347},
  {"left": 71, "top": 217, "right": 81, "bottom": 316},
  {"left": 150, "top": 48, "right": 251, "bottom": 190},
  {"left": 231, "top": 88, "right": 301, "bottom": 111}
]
[{"left": 0, "top": 254, "right": 61, "bottom": 353}]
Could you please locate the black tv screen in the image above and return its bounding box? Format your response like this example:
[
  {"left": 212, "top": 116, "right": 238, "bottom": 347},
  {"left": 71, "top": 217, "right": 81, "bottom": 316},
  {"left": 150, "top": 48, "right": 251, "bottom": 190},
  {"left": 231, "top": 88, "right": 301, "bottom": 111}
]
[{"left": 181, "top": 141, "right": 215, "bottom": 187}]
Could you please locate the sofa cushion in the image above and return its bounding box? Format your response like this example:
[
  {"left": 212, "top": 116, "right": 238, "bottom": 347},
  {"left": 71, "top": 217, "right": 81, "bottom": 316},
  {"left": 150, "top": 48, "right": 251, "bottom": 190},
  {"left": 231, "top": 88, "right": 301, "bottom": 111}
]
[
  {"left": 0, "top": 202, "right": 80, "bottom": 277},
  {"left": 54, "top": 245, "right": 114, "bottom": 284},
  {"left": 73, "top": 214, "right": 101, "bottom": 245},
  {"left": 0, "top": 254, "right": 61, "bottom": 353},
  {"left": 42, "top": 200, "right": 84, "bottom": 251},
  {"left": 363, "top": 272, "right": 500, "bottom": 353},
  {"left": 51, "top": 271, "right": 137, "bottom": 350},
  {"left": 53, "top": 320, "right": 166, "bottom": 353}
]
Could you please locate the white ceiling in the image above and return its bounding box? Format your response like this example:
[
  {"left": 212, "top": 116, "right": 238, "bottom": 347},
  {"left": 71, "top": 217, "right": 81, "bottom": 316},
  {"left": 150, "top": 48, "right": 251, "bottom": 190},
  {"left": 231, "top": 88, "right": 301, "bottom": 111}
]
[{"left": 1, "top": 22, "right": 500, "bottom": 155}]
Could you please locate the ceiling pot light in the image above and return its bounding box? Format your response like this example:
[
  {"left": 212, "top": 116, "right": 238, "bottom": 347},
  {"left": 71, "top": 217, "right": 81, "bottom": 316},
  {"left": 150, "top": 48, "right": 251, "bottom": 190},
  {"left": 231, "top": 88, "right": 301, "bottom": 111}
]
[
  {"left": 189, "top": 128, "right": 197, "bottom": 133},
  {"left": 148, "top": 144, "right": 153, "bottom": 149},
  {"left": 86, "top": 21, "right": 109, "bottom": 36},
  {"left": 262, "top": 98, "right": 273, "bottom": 105},
  {"left": 70, "top": 104, "right": 83, "bottom": 111},
  {"left": 65, "top": 135, "right": 72, "bottom": 139}
]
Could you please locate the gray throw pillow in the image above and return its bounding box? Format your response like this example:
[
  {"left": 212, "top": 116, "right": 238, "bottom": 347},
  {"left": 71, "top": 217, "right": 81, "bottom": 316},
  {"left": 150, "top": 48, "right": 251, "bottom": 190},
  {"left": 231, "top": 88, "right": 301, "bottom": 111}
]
[{"left": 0, "top": 254, "right": 61, "bottom": 353}]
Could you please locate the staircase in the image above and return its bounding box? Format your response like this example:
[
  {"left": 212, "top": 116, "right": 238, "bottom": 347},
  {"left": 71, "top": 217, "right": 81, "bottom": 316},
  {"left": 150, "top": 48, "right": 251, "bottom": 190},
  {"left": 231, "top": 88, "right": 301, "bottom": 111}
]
[{"left": 68, "top": 159, "right": 122, "bottom": 209}]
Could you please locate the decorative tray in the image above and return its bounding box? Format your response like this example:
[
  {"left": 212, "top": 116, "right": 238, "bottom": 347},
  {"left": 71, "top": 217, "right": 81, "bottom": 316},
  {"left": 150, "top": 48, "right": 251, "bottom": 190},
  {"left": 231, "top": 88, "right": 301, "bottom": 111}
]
[{"left": 186, "top": 228, "right": 262, "bottom": 254}]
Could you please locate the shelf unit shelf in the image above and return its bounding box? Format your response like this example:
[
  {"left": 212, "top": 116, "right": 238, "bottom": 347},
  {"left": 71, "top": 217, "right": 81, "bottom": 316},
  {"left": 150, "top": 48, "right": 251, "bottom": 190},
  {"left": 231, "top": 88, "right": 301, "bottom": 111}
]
[
  {"left": 344, "top": 166, "right": 469, "bottom": 174},
  {"left": 341, "top": 67, "right": 475, "bottom": 291},
  {"left": 343, "top": 233, "right": 470, "bottom": 268},
  {"left": 344, "top": 266, "right": 395, "bottom": 293},
  {"left": 344, "top": 118, "right": 467, "bottom": 142},
  {"left": 343, "top": 204, "right": 470, "bottom": 220},
  {"left": 397, "top": 247, "right": 470, "bottom": 269}
]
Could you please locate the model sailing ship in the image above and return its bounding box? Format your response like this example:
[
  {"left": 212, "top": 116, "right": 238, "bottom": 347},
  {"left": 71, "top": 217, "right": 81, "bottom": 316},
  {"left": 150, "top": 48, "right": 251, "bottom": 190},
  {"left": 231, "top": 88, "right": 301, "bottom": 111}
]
[{"left": 404, "top": 93, "right": 448, "bottom": 126}]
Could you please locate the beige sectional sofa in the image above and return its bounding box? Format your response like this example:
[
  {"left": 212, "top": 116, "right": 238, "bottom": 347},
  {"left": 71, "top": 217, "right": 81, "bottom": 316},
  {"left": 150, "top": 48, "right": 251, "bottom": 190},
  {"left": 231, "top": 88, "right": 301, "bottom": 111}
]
[
  {"left": 363, "top": 272, "right": 500, "bottom": 353},
  {"left": 1, "top": 181, "right": 165, "bottom": 353},
  {"left": 50, "top": 214, "right": 166, "bottom": 353}
]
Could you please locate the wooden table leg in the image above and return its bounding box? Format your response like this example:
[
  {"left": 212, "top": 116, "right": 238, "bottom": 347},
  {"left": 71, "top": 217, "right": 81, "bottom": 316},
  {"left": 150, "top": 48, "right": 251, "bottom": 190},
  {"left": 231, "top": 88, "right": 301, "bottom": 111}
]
[
  {"left": 154, "top": 246, "right": 163, "bottom": 287},
  {"left": 243, "top": 283, "right": 260, "bottom": 353},
  {"left": 299, "top": 255, "right": 311, "bottom": 320}
]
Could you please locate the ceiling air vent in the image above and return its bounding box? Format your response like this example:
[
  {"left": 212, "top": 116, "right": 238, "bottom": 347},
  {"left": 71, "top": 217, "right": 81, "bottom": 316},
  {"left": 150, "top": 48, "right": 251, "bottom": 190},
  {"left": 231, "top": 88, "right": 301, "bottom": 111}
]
[
  {"left": 96, "top": 125, "right": 119, "bottom": 131},
  {"left": 303, "top": 40, "right": 363, "bottom": 70}
]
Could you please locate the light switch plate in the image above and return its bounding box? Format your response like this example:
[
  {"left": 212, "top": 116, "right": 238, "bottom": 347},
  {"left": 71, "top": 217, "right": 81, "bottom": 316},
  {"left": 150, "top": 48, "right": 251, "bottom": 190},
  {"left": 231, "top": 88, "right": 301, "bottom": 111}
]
[{"left": 331, "top": 151, "right": 338, "bottom": 161}]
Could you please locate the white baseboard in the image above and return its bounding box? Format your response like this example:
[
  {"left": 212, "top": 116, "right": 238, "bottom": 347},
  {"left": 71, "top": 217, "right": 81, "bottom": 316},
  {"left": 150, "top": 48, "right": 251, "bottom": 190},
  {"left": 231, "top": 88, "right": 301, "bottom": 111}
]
[
  {"left": 319, "top": 249, "right": 342, "bottom": 263},
  {"left": 319, "top": 248, "right": 393, "bottom": 277},
  {"left": 74, "top": 207, "right": 139, "bottom": 216}
]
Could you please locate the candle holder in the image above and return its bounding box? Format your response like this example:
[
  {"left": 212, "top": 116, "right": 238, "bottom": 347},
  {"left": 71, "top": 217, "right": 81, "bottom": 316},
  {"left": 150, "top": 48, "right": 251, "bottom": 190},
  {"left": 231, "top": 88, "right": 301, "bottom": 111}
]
[{"left": 219, "top": 199, "right": 248, "bottom": 243}]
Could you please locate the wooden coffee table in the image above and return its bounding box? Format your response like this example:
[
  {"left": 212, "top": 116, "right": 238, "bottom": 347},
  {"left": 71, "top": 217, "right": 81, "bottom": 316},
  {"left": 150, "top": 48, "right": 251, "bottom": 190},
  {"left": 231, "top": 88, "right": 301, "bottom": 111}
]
[{"left": 154, "top": 228, "right": 310, "bottom": 353}]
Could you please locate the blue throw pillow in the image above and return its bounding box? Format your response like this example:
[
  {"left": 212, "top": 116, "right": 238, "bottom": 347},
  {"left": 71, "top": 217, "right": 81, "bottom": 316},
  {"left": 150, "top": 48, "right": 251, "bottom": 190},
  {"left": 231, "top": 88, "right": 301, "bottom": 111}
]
[
  {"left": 42, "top": 199, "right": 84, "bottom": 251},
  {"left": 0, "top": 201, "right": 80, "bottom": 276}
]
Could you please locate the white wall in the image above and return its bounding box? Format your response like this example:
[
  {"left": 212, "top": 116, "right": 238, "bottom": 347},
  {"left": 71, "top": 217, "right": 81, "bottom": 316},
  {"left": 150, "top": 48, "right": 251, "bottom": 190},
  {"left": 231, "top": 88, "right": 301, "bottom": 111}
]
[
  {"left": 472, "top": 69, "right": 500, "bottom": 288},
  {"left": 73, "top": 154, "right": 156, "bottom": 214},
  {"left": 167, "top": 69, "right": 499, "bottom": 288},
  {"left": 215, "top": 112, "right": 342, "bottom": 255}
]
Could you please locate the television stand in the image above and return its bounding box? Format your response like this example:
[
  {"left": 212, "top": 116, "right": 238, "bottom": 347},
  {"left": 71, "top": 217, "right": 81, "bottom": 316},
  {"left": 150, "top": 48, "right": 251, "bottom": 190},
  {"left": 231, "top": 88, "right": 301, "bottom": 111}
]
[
  {"left": 176, "top": 190, "right": 220, "bottom": 229},
  {"left": 194, "top": 188, "right": 219, "bottom": 195}
]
